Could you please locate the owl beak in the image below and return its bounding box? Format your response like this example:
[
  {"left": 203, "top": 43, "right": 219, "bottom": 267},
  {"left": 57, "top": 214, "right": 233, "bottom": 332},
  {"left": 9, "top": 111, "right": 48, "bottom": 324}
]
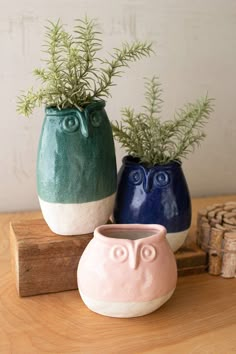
[
  {"left": 144, "top": 180, "right": 152, "bottom": 193},
  {"left": 129, "top": 251, "right": 138, "bottom": 270},
  {"left": 80, "top": 122, "right": 89, "bottom": 138},
  {"left": 75, "top": 111, "right": 89, "bottom": 138}
]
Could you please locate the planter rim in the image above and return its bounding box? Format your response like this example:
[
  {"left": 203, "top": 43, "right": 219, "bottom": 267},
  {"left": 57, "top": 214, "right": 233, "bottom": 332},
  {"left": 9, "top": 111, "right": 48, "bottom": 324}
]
[
  {"left": 45, "top": 99, "right": 105, "bottom": 116},
  {"left": 121, "top": 155, "right": 182, "bottom": 169},
  {"left": 94, "top": 223, "right": 166, "bottom": 243}
]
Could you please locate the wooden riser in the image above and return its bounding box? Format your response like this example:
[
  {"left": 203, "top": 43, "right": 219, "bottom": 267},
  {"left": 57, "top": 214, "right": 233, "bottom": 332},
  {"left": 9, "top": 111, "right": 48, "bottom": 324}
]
[{"left": 9, "top": 219, "right": 207, "bottom": 297}]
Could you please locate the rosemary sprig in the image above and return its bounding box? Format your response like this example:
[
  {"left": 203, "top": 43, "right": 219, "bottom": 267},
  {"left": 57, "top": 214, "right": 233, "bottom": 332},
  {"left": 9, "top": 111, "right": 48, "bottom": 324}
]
[
  {"left": 112, "top": 76, "right": 214, "bottom": 165},
  {"left": 17, "top": 18, "right": 153, "bottom": 117},
  {"left": 93, "top": 42, "right": 153, "bottom": 99}
]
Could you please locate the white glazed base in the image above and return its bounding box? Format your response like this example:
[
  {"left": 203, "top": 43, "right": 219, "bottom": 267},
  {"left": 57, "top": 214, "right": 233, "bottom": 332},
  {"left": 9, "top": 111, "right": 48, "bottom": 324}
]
[
  {"left": 79, "top": 289, "right": 175, "bottom": 318},
  {"left": 166, "top": 229, "right": 189, "bottom": 253},
  {"left": 39, "top": 193, "right": 116, "bottom": 235}
]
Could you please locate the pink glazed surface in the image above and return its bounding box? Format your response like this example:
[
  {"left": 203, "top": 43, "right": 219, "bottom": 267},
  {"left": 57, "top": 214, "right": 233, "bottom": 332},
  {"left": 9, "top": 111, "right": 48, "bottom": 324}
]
[{"left": 78, "top": 224, "right": 177, "bottom": 302}]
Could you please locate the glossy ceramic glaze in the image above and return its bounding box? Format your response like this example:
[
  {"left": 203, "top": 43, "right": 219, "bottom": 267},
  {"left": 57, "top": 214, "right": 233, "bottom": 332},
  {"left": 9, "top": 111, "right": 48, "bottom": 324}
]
[
  {"left": 78, "top": 224, "right": 177, "bottom": 318},
  {"left": 37, "top": 101, "right": 117, "bottom": 235},
  {"left": 113, "top": 156, "right": 191, "bottom": 252}
]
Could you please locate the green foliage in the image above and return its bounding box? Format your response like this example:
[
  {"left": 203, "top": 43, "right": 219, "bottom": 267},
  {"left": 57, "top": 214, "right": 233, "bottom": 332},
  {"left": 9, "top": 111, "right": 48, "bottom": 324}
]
[
  {"left": 112, "top": 76, "right": 214, "bottom": 165},
  {"left": 17, "top": 17, "right": 153, "bottom": 117}
]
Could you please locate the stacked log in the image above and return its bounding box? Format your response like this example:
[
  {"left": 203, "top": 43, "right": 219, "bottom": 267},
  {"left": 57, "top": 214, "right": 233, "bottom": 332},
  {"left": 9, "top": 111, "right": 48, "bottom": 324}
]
[{"left": 197, "top": 202, "right": 236, "bottom": 278}]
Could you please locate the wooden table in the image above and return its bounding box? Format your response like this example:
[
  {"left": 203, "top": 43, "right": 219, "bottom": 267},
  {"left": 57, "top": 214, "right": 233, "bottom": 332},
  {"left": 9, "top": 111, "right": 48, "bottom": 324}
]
[{"left": 0, "top": 196, "right": 236, "bottom": 354}]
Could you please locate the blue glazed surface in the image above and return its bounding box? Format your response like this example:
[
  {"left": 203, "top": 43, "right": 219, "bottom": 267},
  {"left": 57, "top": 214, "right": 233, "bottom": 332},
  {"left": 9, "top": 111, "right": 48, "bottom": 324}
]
[{"left": 113, "top": 156, "right": 191, "bottom": 233}]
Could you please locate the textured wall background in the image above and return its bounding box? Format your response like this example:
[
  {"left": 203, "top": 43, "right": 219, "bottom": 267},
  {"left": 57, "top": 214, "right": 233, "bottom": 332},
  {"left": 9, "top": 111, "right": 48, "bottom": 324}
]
[{"left": 1, "top": 0, "right": 236, "bottom": 212}]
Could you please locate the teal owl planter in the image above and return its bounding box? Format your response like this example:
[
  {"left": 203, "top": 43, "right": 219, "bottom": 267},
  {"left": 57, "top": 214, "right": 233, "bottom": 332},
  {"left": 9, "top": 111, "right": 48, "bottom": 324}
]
[
  {"left": 16, "top": 19, "right": 153, "bottom": 236},
  {"left": 37, "top": 100, "right": 117, "bottom": 235}
]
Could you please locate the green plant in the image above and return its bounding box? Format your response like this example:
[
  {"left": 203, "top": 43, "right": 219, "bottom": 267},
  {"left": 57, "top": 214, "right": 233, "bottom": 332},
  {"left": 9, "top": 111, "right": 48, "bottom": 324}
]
[
  {"left": 112, "top": 76, "right": 214, "bottom": 165},
  {"left": 17, "top": 17, "right": 153, "bottom": 117}
]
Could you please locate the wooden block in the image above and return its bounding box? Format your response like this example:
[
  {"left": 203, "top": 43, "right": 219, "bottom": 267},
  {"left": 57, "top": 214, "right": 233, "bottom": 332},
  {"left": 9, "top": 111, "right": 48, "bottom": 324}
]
[
  {"left": 9, "top": 219, "right": 92, "bottom": 297},
  {"left": 175, "top": 243, "right": 208, "bottom": 276},
  {"left": 177, "top": 265, "right": 207, "bottom": 277},
  {"left": 9, "top": 219, "right": 208, "bottom": 297}
]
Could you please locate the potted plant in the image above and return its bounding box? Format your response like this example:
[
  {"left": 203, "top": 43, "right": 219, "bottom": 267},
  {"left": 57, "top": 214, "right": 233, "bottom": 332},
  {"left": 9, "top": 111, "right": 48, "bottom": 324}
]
[
  {"left": 17, "top": 17, "right": 153, "bottom": 236},
  {"left": 112, "top": 76, "right": 214, "bottom": 252}
]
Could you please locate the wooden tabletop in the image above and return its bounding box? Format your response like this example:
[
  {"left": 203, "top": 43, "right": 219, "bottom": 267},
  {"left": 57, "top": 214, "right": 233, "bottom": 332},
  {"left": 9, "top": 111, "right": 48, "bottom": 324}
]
[{"left": 0, "top": 196, "right": 236, "bottom": 354}]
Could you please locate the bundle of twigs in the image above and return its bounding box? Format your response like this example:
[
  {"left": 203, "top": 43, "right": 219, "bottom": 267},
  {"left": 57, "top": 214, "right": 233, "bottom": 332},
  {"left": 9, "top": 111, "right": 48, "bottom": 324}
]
[{"left": 197, "top": 202, "right": 236, "bottom": 278}]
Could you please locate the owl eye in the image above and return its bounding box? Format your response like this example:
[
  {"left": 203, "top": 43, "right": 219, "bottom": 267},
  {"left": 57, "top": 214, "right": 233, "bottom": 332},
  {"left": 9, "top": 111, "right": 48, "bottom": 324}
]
[
  {"left": 153, "top": 171, "right": 169, "bottom": 187},
  {"left": 90, "top": 111, "right": 102, "bottom": 127},
  {"left": 129, "top": 169, "right": 143, "bottom": 185},
  {"left": 110, "top": 245, "right": 128, "bottom": 263},
  {"left": 140, "top": 245, "right": 157, "bottom": 262},
  {"left": 61, "top": 116, "right": 80, "bottom": 133}
]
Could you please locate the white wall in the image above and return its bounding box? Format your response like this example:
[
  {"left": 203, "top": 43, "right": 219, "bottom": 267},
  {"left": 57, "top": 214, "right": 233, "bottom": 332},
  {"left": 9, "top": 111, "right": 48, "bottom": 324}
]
[{"left": 0, "top": 0, "right": 236, "bottom": 212}]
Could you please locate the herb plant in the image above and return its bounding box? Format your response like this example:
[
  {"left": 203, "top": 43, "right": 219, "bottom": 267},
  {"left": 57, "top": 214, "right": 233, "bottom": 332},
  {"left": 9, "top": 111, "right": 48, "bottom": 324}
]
[
  {"left": 112, "top": 76, "right": 214, "bottom": 165},
  {"left": 17, "top": 17, "right": 153, "bottom": 117}
]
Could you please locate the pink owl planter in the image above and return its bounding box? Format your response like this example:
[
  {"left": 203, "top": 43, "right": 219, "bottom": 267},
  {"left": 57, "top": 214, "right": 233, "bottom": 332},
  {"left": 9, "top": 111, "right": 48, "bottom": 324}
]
[{"left": 77, "top": 224, "right": 177, "bottom": 318}]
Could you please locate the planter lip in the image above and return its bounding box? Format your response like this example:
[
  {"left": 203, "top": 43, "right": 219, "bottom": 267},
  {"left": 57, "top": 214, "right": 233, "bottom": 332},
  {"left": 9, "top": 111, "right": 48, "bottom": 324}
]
[
  {"left": 94, "top": 223, "right": 167, "bottom": 243},
  {"left": 122, "top": 155, "right": 182, "bottom": 169},
  {"left": 45, "top": 99, "right": 106, "bottom": 116}
]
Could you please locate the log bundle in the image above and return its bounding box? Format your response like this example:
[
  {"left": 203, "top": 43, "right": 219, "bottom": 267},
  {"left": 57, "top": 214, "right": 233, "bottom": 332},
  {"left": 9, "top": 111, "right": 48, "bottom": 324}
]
[{"left": 197, "top": 202, "right": 236, "bottom": 278}]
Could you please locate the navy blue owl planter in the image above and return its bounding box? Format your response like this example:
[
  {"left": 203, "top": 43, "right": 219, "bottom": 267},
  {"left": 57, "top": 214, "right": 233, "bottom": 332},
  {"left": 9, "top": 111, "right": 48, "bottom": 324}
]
[{"left": 113, "top": 156, "right": 191, "bottom": 252}]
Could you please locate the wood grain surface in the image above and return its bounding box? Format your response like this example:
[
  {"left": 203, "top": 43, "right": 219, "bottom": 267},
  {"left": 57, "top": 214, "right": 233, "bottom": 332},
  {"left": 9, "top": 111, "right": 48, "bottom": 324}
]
[
  {"left": 9, "top": 219, "right": 93, "bottom": 296},
  {"left": 0, "top": 196, "right": 236, "bottom": 354}
]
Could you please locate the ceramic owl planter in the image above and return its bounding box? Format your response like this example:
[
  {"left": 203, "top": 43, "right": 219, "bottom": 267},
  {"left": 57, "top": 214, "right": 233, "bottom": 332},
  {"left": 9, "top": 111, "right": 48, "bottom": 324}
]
[
  {"left": 37, "top": 100, "right": 117, "bottom": 235},
  {"left": 113, "top": 156, "right": 191, "bottom": 252},
  {"left": 77, "top": 224, "right": 177, "bottom": 318}
]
